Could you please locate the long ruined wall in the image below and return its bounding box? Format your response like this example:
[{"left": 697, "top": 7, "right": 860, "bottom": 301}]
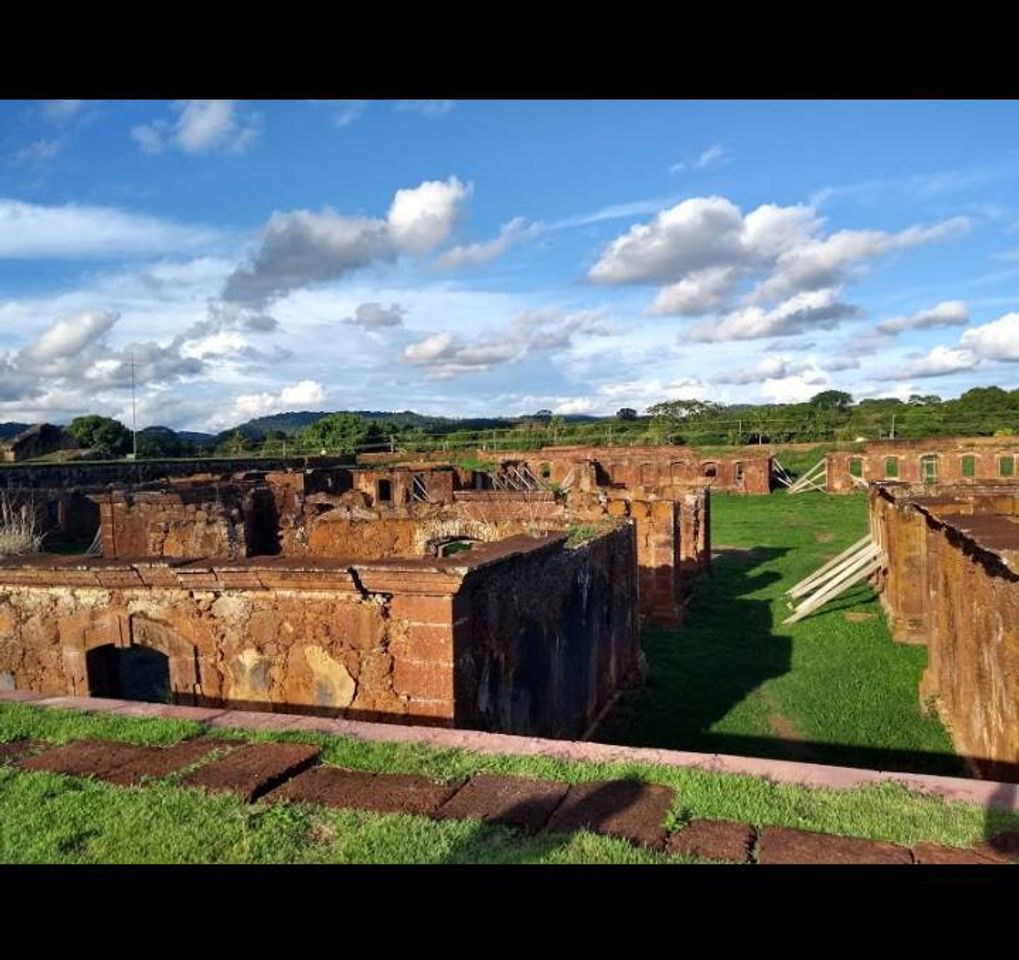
[
  {"left": 94, "top": 471, "right": 710, "bottom": 627},
  {"left": 871, "top": 485, "right": 1019, "bottom": 778},
  {"left": 359, "top": 444, "right": 772, "bottom": 494},
  {"left": 829, "top": 437, "right": 1019, "bottom": 492},
  {"left": 0, "top": 528, "right": 640, "bottom": 739}
]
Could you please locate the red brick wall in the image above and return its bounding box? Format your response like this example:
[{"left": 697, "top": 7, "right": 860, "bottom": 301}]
[
  {"left": 828, "top": 439, "right": 1019, "bottom": 492},
  {"left": 871, "top": 486, "right": 1019, "bottom": 777}
]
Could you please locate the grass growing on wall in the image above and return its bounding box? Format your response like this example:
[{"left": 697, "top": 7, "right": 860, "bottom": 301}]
[{"left": 600, "top": 492, "right": 960, "bottom": 776}]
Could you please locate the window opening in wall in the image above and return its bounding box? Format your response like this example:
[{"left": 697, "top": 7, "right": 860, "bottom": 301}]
[
  {"left": 539, "top": 462, "right": 551, "bottom": 479},
  {"left": 734, "top": 461, "right": 745, "bottom": 482},
  {"left": 849, "top": 458, "right": 864, "bottom": 478},
  {"left": 86, "top": 644, "right": 171, "bottom": 703},
  {"left": 1000, "top": 455, "right": 1015, "bottom": 478},
  {"left": 920, "top": 455, "right": 939, "bottom": 483},
  {"left": 377, "top": 479, "right": 392, "bottom": 502},
  {"left": 439, "top": 538, "right": 475, "bottom": 557},
  {"left": 961, "top": 455, "right": 976, "bottom": 478},
  {"left": 884, "top": 457, "right": 899, "bottom": 479},
  {"left": 702, "top": 462, "right": 718, "bottom": 478}
]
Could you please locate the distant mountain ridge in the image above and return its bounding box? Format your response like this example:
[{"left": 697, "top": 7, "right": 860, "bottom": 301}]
[{"left": 0, "top": 422, "right": 31, "bottom": 441}]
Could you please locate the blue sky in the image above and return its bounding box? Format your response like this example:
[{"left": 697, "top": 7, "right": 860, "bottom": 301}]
[{"left": 1, "top": 98, "right": 1018, "bottom": 432}]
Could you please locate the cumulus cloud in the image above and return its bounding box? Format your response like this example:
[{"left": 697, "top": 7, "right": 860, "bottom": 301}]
[
  {"left": 0, "top": 309, "right": 205, "bottom": 413},
  {"left": 132, "top": 100, "right": 261, "bottom": 156},
  {"left": 220, "top": 176, "right": 471, "bottom": 309},
  {"left": 327, "top": 100, "right": 369, "bottom": 127},
  {"left": 343, "top": 302, "right": 406, "bottom": 329},
  {"left": 589, "top": 194, "right": 970, "bottom": 340},
  {"left": 211, "top": 379, "right": 326, "bottom": 430},
  {"left": 714, "top": 356, "right": 813, "bottom": 385},
  {"left": 876, "top": 300, "right": 969, "bottom": 335},
  {"left": 395, "top": 100, "right": 455, "bottom": 118},
  {"left": 903, "top": 345, "right": 979, "bottom": 378},
  {"left": 436, "top": 217, "right": 541, "bottom": 268},
  {"left": 402, "top": 308, "right": 613, "bottom": 378},
  {"left": 687, "top": 288, "right": 860, "bottom": 342},
  {"left": 387, "top": 177, "right": 472, "bottom": 254},
  {"left": 960, "top": 311, "right": 1019, "bottom": 362},
  {"left": 0, "top": 197, "right": 220, "bottom": 259}
]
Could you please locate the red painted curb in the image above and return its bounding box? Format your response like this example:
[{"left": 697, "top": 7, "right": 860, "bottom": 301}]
[{"left": 2, "top": 690, "right": 1017, "bottom": 812}]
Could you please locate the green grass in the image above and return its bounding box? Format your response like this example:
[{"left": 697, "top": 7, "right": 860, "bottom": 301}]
[
  {"left": 600, "top": 492, "right": 961, "bottom": 776},
  {"left": 2, "top": 700, "right": 1016, "bottom": 863}
]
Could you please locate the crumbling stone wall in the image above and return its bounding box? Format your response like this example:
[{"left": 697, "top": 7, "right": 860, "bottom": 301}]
[
  {"left": 360, "top": 444, "right": 772, "bottom": 494},
  {"left": 871, "top": 484, "right": 1019, "bottom": 778},
  {"left": 828, "top": 437, "right": 1019, "bottom": 492},
  {"left": 453, "top": 525, "right": 642, "bottom": 738},
  {"left": 0, "top": 528, "right": 640, "bottom": 739}
]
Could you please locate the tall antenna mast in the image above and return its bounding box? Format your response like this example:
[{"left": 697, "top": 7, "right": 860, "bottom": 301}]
[{"left": 130, "top": 351, "right": 138, "bottom": 459}]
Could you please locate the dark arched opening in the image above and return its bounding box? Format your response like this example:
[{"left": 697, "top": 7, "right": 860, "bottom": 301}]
[{"left": 86, "top": 644, "right": 171, "bottom": 703}]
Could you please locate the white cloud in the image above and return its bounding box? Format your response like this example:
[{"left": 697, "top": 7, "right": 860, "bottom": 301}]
[
  {"left": 436, "top": 217, "right": 541, "bottom": 269},
  {"left": 343, "top": 302, "right": 406, "bottom": 328},
  {"left": 0, "top": 197, "right": 220, "bottom": 259},
  {"left": 714, "top": 356, "right": 812, "bottom": 385},
  {"left": 316, "top": 99, "right": 369, "bottom": 128},
  {"left": 221, "top": 176, "right": 471, "bottom": 308},
  {"left": 589, "top": 194, "right": 970, "bottom": 339},
  {"left": 23, "top": 310, "right": 119, "bottom": 365},
  {"left": 280, "top": 379, "right": 326, "bottom": 405},
  {"left": 687, "top": 288, "right": 860, "bottom": 342},
  {"left": 650, "top": 266, "right": 738, "bottom": 315},
  {"left": 960, "top": 311, "right": 1019, "bottom": 362},
  {"left": 903, "top": 345, "right": 979, "bottom": 378},
  {"left": 670, "top": 144, "right": 728, "bottom": 174},
  {"left": 402, "top": 308, "right": 613, "bottom": 378},
  {"left": 876, "top": 300, "right": 969, "bottom": 335},
  {"left": 132, "top": 100, "right": 261, "bottom": 156},
  {"left": 387, "top": 177, "right": 472, "bottom": 254},
  {"left": 394, "top": 100, "right": 455, "bottom": 118}
]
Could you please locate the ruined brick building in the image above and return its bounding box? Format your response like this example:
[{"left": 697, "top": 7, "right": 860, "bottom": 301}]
[
  {"left": 827, "top": 436, "right": 1019, "bottom": 493},
  {"left": 870, "top": 482, "right": 1019, "bottom": 779},
  {"left": 0, "top": 451, "right": 713, "bottom": 740}
]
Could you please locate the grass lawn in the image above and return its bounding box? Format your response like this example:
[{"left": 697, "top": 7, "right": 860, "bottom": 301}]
[
  {"left": 600, "top": 492, "right": 961, "bottom": 776},
  {"left": 1, "top": 700, "right": 1016, "bottom": 863}
]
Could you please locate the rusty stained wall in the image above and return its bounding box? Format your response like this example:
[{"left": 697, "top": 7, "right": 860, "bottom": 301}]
[
  {"left": 92, "top": 470, "right": 711, "bottom": 628},
  {"left": 452, "top": 524, "right": 642, "bottom": 738},
  {"left": 829, "top": 437, "right": 1019, "bottom": 492},
  {"left": 0, "top": 528, "right": 640, "bottom": 739},
  {"left": 360, "top": 445, "right": 772, "bottom": 494},
  {"left": 871, "top": 485, "right": 1019, "bottom": 778}
]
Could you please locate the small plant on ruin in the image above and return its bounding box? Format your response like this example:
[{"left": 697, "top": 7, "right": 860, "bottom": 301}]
[
  {"left": 0, "top": 490, "right": 44, "bottom": 556},
  {"left": 565, "top": 521, "right": 611, "bottom": 547}
]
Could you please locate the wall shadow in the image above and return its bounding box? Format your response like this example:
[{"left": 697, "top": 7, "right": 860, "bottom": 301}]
[
  {"left": 596, "top": 544, "right": 994, "bottom": 781},
  {"left": 598, "top": 546, "right": 790, "bottom": 751}
]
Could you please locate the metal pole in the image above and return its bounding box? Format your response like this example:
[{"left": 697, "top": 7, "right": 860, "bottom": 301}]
[{"left": 130, "top": 351, "right": 138, "bottom": 459}]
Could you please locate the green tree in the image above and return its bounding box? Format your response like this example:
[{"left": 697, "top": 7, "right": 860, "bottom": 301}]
[
  {"left": 809, "top": 390, "right": 853, "bottom": 411},
  {"left": 296, "top": 413, "right": 385, "bottom": 454},
  {"left": 616, "top": 407, "right": 637, "bottom": 421},
  {"left": 65, "top": 415, "right": 131, "bottom": 457}
]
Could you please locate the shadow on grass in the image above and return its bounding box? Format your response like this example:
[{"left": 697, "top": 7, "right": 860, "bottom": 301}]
[
  {"left": 598, "top": 545, "right": 973, "bottom": 779},
  {"left": 599, "top": 546, "right": 791, "bottom": 751}
]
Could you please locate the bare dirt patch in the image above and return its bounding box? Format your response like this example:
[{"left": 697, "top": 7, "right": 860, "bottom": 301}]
[
  {"left": 758, "top": 826, "right": 912, "bottom": 864},
  {"left": 183, "top": 742, "right": 321, "bottom": 802},
  {"left": 435, "top": 773, "right": 569, "bottom": 833},
  {"left": 815, "top": 532, "right": 836, "bottom": 544},
  {"left": 844, "top": 611, "right": 877, "bottom": 623}
]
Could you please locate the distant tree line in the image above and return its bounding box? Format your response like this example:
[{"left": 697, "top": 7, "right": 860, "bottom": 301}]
[{"left": 42, "top": 385, "right": 1019, "bottom": 462}]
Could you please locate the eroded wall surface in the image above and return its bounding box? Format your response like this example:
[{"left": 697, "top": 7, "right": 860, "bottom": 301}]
[
  {"left": 872, "top": 485, "right": 1019, "bottom": 778},
  {"left": 829, "top": 437, "right": 1019, "bottom": 492},
  {"left": 0, "top": 529, "right": 641, "bottom": 739}
]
